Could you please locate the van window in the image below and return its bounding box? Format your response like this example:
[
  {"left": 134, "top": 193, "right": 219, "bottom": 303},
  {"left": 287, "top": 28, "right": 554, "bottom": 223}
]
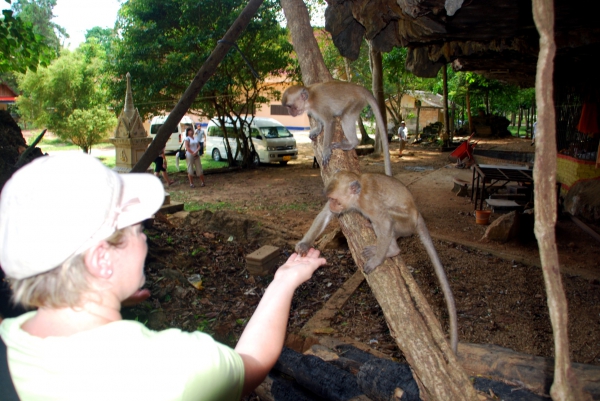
[
  {"left": 260, "top": 126, "right": 293, "bottom": 138},
  {"left": 207, "top": 125, "right": 240, "bottom": 138},
  {"left": 250, "top": 128, "right": 261, "bottom": 139},
  {"left": 150, "top": 124, "right": 178, "bottom": 134}
]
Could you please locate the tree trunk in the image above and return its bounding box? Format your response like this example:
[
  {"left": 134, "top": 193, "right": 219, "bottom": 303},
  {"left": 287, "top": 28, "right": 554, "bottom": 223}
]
[
  {"left": 525, "top": 106, "right": 530, "bottom": 139},
  {"left": 466, "top": 86, "right": 473, "bottom": 134},
  {"left": 532, "top": 0, "right": 591, "bottom": 399},
  {"left": 131, "top": 0, "right": 265, "bottom": 173},
  {"left": 368, "top": 41, "right": 386, "bottom": 155},
  {"left": 281, "top": 1, "right": 478, "bottom": 400},
  {"left": 415, "top": 100, "right": 422, "bottom": 140},
  {"left": 358, "top": 117, "right": 373, "bottom": 145},
  {"left": 517, "top": 107, "right": 523, "bottom": 136},
  {"left": 442, "top": 65, "right": 450, "bottom": 146}
]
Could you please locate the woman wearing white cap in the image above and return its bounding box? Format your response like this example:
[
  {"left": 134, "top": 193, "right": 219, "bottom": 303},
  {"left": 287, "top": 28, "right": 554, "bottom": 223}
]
[{"left": 0, "top": 153, "right": 326, "bottom": 400}]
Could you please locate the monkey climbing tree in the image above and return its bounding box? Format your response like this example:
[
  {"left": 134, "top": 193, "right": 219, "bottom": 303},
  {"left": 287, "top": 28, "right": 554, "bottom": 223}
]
[{"left": 279, "top": 0, "right": 478, "bottom": 399}]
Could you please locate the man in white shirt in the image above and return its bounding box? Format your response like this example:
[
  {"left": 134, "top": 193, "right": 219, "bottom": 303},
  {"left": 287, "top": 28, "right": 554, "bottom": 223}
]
[
  {"left": 195, "top": 123, "right": 207, "bottom": 154},
  {"left": 398, "top": 121, "right": 408, "bottom": 157}
]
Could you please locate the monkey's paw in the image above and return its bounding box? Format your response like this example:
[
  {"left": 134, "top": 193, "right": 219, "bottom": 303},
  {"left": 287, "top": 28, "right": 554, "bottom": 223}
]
[
  {"left": 362, "top": 246, "right": 376, "bottom": 259},
  {"left": 295, "top": 242, "right": 311, "bottom": 256},
  {"left": 363, "top": 259, "right": 379, "bottom": 274}
]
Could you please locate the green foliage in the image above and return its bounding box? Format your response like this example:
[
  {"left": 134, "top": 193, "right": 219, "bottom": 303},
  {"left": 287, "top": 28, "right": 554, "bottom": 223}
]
[
  {"left": 10, "top": 0, "right": 67, "bottom": 52},
  {"left": 0, "top": 0, "right": 55, "bottom": 73},
  {"left": 106, "top": 0, "right": 294, "bottom": 168},
  {"left": 382, "top": 47, "right": 435, "bottom": 130},
  {"left": 16, "top": 39, "right": 114, "bottom": 152},
  {"left": 65, "top": 106, "right": 116, "bottom": 153},
  {"left": 106, "top": 0, "right": 294, "bottom": 120}
]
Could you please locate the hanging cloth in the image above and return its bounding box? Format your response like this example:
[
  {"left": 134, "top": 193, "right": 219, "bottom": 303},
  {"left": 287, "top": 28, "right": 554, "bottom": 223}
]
[{"left": 577, "top": 101, "right": 600, "bottom": 135}]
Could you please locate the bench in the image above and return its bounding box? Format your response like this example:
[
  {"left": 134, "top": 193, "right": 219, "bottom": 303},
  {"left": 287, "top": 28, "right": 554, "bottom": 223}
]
[{"left": 485, "top": 199, "right": 523, "bottom": 213}]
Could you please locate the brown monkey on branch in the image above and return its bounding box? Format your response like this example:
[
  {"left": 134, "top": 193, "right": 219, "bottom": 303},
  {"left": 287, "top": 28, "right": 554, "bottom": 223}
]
[
  {"left": 296, "top": 171, "right": 458, "bottom": 353},
  {"left": 282, "top": 81, "right": 392, "bottom": 176}
]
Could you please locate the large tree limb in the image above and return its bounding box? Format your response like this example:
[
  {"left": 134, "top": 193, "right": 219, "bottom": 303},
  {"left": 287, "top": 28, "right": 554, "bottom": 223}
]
[
  {"left": 130, "top": 0, "right": 265, "bottom": 173},
  {"left": 531, "top": 1, "right": 591, "bottom": 400}
]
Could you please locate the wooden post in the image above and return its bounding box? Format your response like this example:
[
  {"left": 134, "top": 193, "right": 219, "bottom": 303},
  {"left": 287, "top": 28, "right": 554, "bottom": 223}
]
[{"left": 532, "top": 0, "right": 591, "bottom": 399}]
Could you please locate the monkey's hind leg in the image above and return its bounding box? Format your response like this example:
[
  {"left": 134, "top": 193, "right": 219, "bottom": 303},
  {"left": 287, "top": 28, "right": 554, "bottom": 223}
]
[
  {"left": 362, "top": 225, "right": 396, "bottom": 273},
  {"left": 308, "top": 116, "right": 324, "bottom": 141},
  {"left": 332, "top": 113, "right": 360, "bottom": 151},
  {"left": 363, "top": 241, "right": 400, "bottom": 260}
]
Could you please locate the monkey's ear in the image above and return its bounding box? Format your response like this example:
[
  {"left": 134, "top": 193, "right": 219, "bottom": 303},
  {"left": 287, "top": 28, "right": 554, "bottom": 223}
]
[
  {"left": 301, "top": 88, "right": 309, "bottom": 101},
  {"left": 349, "top": 181, "right": 361, "bottom": 195}
]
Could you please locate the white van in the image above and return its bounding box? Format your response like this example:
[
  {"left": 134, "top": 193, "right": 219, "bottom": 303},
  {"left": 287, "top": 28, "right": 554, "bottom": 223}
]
[
  {"left": 148, "top": 115, "right": 194, "bottom": 153},
  {"left": 206, "top": 117, "right": 298, "bottom": 165}
]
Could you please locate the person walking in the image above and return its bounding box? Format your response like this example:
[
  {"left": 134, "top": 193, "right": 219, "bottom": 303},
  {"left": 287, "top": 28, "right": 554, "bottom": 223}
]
[
  {"left": 184, "top": 127, "right": 205, "bottom": 187},
  {"left": 397, "top": 121, "right": 409, "bottom": 157},
  {"left": 153, "top": 146, "right": 175, "bottom": 186}
]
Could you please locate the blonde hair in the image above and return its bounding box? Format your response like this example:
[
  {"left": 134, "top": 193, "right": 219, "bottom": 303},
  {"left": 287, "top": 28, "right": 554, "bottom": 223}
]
[{"left": 10, "top": 227, "right": 131, "bottom": 309}]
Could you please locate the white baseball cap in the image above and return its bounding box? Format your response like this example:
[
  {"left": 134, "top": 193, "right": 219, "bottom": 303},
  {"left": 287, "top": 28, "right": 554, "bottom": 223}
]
[{"left": 0, "top": 153, "right": 165, "bottom": 279}]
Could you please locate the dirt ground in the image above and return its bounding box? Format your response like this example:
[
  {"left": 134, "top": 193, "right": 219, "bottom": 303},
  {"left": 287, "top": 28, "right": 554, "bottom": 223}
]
[{"left": 126, "top": 135, "right": 600, "bottom": 371}]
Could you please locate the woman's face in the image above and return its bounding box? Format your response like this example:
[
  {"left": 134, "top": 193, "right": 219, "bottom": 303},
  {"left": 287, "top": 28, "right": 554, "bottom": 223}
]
[{"left": 186, "top": 128, "right": 193, "bottom": 137}]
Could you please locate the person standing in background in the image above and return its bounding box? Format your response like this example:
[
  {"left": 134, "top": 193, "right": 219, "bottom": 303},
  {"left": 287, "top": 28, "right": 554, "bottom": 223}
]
[
  {"left": 184, "top": 127, "right": 206, "bottom": 188},
  {"left": 398, "top": 121, "right": 408, "bottom": 157},
  {"left": 153, "top": 146, "right": 175, "bottom": 186},
  {"left": 195, "top": 123, "right": 207, "bottom": 155}
]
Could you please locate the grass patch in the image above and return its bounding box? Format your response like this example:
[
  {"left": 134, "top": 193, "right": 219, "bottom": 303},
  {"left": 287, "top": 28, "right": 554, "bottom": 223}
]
[
  {"left": 183, "top": 200, "right": 238, "bottom": 212},
  {"left": 163, "top": 154, "right": 228, "bottom": 174},
  {"left": 508, "top": 125, "right": 531, "bottom": 138},
  {"left": 97, "top": 155, "right": 115, "bottom": 168},
  {"left": 36, "top": 137, "right": 114, "bottom": 153}
]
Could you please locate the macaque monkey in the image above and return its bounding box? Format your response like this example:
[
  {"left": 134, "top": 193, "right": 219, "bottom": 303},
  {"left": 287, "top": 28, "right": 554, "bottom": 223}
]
[
  {"left": 282, "top": 81, "right": 392, "bottom": 176},
  {"left": 296, "top": 171, "right": 458, "bottom": 353}
]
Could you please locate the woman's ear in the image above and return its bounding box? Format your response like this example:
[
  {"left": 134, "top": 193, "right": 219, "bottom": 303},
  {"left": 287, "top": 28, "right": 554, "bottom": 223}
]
[{"left": 84, "top": 241, "right": 113, "bottom": 279}]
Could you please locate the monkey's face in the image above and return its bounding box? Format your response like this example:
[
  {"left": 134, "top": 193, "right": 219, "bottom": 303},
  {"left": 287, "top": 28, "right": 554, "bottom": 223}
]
[{"left": 282, "top": 86, "right": 308, "bottom": 117}]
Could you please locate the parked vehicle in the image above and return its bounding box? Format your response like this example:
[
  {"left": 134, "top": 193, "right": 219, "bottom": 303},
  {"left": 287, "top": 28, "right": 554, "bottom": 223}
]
[
  {"left": 148, "top": 115, "right": 194, "bottom": 153},
  {"left": 206, "top": 117, "right": 298, "bottom": 165}
]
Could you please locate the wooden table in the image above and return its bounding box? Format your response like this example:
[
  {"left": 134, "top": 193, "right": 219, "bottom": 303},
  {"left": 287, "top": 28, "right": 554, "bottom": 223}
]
[{"left": 471, "top": 164, "right": 533, "bottom": 210}]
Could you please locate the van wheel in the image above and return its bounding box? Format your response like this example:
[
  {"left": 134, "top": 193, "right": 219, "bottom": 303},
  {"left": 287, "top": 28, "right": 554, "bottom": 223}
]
[
  {"left": 251, "top": 152, "right": 260, "bottom": 167},
  {"left": 279, "top": 161, "right": 288, "bottom": 166},
  {"left": 212, "top": 149, "right": 222, "bottom": 162}
]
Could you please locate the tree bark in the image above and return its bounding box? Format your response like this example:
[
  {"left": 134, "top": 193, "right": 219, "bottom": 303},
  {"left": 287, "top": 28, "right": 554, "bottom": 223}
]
[
  {"left": 130, "top": 0, "right": 264, "bottom": 173},
  {"left": 532, "top": 0, "right": 591, "bottom": 399},
  {"left": 281, "top": 1, "right": 478, "bottom": 399},
  {"left": 280, "top": 0, "right": 331, "bottom": 86}
]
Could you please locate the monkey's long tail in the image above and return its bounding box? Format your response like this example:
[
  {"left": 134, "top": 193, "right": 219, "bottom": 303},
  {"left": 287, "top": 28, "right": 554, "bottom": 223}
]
[
  {"left": 417, "top": 214, "right": 458, "bottom": 354},
  {"left": 365, "top": 93, "right": 392, "bottom": 176}
]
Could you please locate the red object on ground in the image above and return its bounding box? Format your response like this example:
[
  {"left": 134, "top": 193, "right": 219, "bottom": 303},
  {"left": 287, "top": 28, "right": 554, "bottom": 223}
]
[{"left": 450, "top": 133, "right": 477, "bottom": 161}]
